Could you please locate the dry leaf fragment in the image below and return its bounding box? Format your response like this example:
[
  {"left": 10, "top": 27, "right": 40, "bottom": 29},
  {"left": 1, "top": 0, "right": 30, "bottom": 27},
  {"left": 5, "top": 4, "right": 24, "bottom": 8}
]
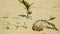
[
  {"left": 20, "top": 22, "right": 27, "bottom": 29},
  {"left": 19, "top": 15, "right": 26, "bottom": 17},
  {"left": 48, "top": 15, "right": 56, "bottom": 21},
  {"left": 41, "top": 20, "right": 59, "bottom": 31}
]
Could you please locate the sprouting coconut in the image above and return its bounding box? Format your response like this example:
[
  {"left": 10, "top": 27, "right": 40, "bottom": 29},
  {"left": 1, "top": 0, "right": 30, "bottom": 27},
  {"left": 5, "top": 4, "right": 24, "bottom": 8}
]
[
  {"left": 32, "top": 19, "right": 59, "bottom": 34},
  {"left": 32, "top": 20, "right": 45, "bottom": 34},
  {"left": 32, "top": 20, "right": 44, "bottom": 31}
]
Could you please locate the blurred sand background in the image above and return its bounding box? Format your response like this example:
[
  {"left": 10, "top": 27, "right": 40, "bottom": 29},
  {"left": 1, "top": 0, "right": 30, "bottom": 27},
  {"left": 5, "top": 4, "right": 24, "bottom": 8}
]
[{"left": 0, "top": 0, "right": 60, "bottom": 34}]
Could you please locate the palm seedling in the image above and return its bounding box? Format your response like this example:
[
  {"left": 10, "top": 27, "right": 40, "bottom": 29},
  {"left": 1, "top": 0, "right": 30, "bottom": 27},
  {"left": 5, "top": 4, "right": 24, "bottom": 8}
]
[{"left": 18, "top": 0, "right": 33, "bottom": 18}]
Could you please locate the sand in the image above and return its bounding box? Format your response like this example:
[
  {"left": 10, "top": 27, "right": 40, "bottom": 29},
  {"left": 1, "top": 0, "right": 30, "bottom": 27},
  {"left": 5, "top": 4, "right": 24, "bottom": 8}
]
[{"left": 0, "top": 0, "right": 60, "bottom": 34}]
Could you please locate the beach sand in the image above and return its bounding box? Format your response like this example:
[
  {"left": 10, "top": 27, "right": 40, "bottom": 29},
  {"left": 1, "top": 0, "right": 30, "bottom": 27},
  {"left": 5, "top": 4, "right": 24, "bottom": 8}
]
[{"left": 0, "top": 0, "right": 60, "bottom": 34}]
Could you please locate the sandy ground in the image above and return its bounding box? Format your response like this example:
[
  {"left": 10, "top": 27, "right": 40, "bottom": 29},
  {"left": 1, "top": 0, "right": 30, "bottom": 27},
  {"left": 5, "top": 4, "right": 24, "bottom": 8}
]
[{"left": 0, "top": 0, "right": 60, "bottom": 34}]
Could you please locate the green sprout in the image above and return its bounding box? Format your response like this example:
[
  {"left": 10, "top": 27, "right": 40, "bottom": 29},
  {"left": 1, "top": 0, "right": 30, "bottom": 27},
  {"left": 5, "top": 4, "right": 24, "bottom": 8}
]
[{"left": 18, "top": 0, "right": 33, "bottom": 18}]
